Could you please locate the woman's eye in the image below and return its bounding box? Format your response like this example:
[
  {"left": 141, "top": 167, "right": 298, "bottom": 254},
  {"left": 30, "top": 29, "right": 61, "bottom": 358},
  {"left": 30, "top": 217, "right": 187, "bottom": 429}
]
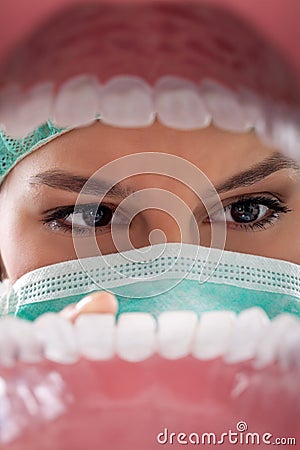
[
  {"left": 43, "top": 203, "right": 118, "bottom": 236},
  {"left": 207, "top": 196, "right": 291, "bottom": 231},
  {"left": 66, "top": 205, "right": 113, "bottom": 228},
  {"left": 224, "top": 201, "right": 268, "bottom": 224}
]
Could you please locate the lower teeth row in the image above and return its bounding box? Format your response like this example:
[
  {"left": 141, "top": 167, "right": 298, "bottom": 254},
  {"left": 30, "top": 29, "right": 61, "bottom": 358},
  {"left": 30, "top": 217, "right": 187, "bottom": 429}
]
[{"left": 0, "top": 307, "right": 299, "bottom": 370}]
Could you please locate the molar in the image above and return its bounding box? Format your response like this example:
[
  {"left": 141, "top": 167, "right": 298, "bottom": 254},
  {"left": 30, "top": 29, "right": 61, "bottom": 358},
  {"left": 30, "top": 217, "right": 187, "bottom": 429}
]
[
  {"left": 53, "top": 74, "right": 101, "bottom": 128},
  {"left": 100, "top": 76, "right": 155, "bottom": 127},
  {"left": 154, "top": 76, "right": 211, "bottom": 130}
]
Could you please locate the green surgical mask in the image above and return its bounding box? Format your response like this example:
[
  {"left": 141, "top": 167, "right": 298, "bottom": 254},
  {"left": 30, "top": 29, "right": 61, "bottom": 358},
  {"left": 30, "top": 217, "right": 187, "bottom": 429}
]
[{"left": 2, "top": 244, "right": 300, "bottom": 321}]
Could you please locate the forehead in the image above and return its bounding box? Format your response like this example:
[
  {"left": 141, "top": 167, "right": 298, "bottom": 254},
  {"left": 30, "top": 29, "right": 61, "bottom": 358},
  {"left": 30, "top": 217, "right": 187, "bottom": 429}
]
[{"left": 8, "top": 121, "right": 275, "bottom": 186}]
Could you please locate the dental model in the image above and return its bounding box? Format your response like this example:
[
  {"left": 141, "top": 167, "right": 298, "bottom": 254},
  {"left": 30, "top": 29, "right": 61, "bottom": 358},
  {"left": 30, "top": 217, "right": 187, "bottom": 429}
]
[
  {"left": 0, "top": 1, "right": 300, "bottom": 449},
  {"left": 1, "top": 307, "right": 300, "bottom": 448}
]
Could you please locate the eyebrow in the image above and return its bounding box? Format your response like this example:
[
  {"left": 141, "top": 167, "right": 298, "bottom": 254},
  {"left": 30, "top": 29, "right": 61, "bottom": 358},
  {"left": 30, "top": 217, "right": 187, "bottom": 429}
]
[
  {"left": 29, "top": 170, "right": 134, "bottom": 198},
  {"left": 213, "top": 152, "right": 299, "bottom": 194},
  {"left": 30, "top": 152, "right": 299, "bottom": 199}
]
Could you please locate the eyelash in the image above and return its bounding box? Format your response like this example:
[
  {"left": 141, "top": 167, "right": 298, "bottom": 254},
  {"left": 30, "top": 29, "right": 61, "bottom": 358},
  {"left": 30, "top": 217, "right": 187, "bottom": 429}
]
[
  {"left": 42, "top": 203, "right": 116, "bottom": 236},
  {"left": 214, "top": 195, "right": 291, "bottom": 231},
  {"left": 42, "top": 194, "right": 292, "bottom": 237}
]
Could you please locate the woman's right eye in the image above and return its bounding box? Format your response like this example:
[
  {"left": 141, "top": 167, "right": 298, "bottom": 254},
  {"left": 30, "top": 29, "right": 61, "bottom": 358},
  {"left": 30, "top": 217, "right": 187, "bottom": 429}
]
[{"left": 42, "top": 203, "right": 118, "bottom": 236}]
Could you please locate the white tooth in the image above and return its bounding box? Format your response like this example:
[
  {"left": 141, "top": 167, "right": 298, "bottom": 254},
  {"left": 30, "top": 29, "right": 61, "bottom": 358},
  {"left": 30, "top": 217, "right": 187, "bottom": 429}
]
[
  {"left": 257, "top": 101, "right": 300, "bottom": 160},
  {"left": 255, "top": 100, "right": 281, "bottom": 148},
  {"left": 0, "top": 84, "right": 24, "bottom": 137},
  {"left": 275, "top": 110, "right": 300, "bottom": 160},
  {"left": 275, "top": 111, "right": 300, "bottom": 161},
  {"left": 239, "top": 88, "right": 266, "bottom": 131},
  {"left": 192, "top": 311, "right": 236, "bottom": 360},
  {"left": 254, "top": 313, "right": 299, "bottom": 369},
  {"left": 101, "top": 76, "right": 155, "bottom": 127},
  {"left": 0, "top": 316, "right": 41, "bottom": 366},
  {"left": 225, "top": 307, "right": 270, "bottom": 364},
  {"left": 75, "top": 313, "right": 115, "bottom": 360},
  {"left": 201, "top": 79, "right": 252, "bottom": 132},
  {"left": 54, "top": 74, "right": 101, "bottom": 127},
  {"left": 116, "top": 313, "right": 156, "bottom": 362},
  {"left": 8, "top": 83, "right": 54, "bottom": 138},
  {"left": 158, "top": 311, "right": 197, "bottom": 359},
  {"left": 278, "top": 322, "right": 300, "bottom": 370},
  {"left": 0, "top": 316, "right": 19, "bottom": 366},
  {"left": 34, "top": 313, "right": 78, "bottom": 364},
  {"left": 154, "top": 76, "right": 210, "bottom": 130},
  {"left": 9, "top": 318, "right": 43, "bottom": 363}
]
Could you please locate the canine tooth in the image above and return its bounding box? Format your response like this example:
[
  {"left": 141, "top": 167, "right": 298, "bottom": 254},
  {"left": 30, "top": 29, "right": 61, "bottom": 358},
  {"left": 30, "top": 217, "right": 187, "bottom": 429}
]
[
  {"left": 225, "top": 307, "right": 270, "bottom": 364},
  {"left": 201, "top": 79, "right": 252, "bottom": 132},
  {"left": 54, "top": 74, "right": 100, "bottom": 127},
  {"left": 75, "top": 313, "right": 115, "bottom": 360},
  {"left": 192, "top": 311, "right": 236, "bottom": 360},
  {"left": 116, "top": 313, "right": 156, "bottom": 362},
  {"left": 34, "top": 313, "right": 78, "bottom": 364},
  {"left": 278, "top": 322, "right": 300, "bottom": 370},
  {"left": 154, "top": 76, "right": 210, "bottom": 130},
  {"left": 158, "top": 311, "right": 197, "bottom": 359},
  {"left": 254, "top": 313, "right": 299, "bottom": 369},
  {"left": 101, "top": 76, "right": 155, "bottom": 127}
]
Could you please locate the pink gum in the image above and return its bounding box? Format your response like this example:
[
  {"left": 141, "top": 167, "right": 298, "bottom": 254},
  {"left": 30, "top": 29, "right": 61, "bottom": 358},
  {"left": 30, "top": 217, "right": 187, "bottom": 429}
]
[{"left": 2, "top": 356, "right": 300, "bottom": 450}]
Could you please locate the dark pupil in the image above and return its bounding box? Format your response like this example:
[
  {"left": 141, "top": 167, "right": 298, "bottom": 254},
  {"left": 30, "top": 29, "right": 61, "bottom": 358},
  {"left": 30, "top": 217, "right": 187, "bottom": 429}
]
[
  {"left": 230, "top": 201, "right": 260, "bottom": 223},
  {"left": 82, "top": 206, "right": 113, "bottom": 227}
]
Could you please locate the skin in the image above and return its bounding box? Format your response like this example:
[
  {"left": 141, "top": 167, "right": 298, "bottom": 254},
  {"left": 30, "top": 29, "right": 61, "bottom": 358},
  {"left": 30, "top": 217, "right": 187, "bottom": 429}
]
[{"left": 1, "top": 120, "right": 300, "bottom": 315}]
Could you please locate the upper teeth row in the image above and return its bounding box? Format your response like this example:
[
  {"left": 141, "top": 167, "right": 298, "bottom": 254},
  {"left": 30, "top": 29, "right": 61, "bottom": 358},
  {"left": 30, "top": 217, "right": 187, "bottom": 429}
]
[
  {"left": 0, "top": 307, "right": 299, "bottom": 371},
  {"left": 0, "top": 75, "right": 299, "bottom": 159}
]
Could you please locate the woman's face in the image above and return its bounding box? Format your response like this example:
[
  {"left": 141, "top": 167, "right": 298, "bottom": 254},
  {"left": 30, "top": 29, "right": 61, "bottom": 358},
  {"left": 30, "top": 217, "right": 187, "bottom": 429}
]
[{"left": 0, "top": 120, "right": 300, "bottom": 283}]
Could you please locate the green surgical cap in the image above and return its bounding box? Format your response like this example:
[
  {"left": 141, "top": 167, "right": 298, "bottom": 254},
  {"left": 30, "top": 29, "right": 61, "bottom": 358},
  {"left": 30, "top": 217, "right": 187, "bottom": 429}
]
[{"left": 0, "top": 121, "right": 68, "bottom": 183}]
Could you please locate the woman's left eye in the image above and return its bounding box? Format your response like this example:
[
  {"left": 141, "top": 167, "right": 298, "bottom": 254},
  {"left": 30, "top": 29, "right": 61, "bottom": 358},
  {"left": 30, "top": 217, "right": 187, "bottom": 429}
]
[{"left": 208, "top": 196, "right": 291, "bottom": 231}]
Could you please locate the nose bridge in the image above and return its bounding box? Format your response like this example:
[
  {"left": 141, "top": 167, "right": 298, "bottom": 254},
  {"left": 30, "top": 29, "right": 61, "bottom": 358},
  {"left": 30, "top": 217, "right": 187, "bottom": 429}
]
[
  {"left": 142, "top": 207, "right": 199, "bottom": 245},
  {"left": 128, "top": 183, "right": 200, "bottom": 246}
]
